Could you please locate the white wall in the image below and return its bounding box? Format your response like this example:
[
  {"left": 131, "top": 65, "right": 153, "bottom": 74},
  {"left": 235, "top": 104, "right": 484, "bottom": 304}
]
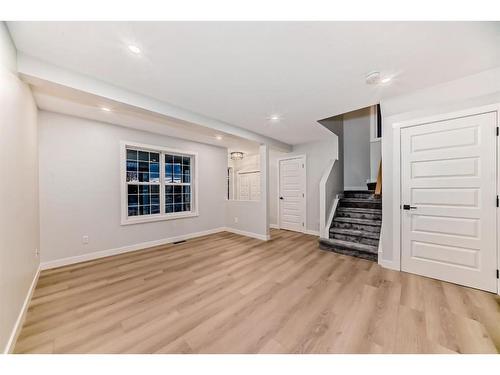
[
  {"left": 343, "top": 107, "right": 371, "bottom": 190},
  {"left": 318, "top": 117, "right": 344, "bottom": 237},
  {"left": 379, "top": 66, "right": 500, "bottom": 268},
  {"left": 230, "top": 153, "right": 260, "bottom": 172},
  {"left": 225, "top": 145, "right": 269, "bottom": 240},
  {"left": 38, "top": 111, "right": 227, "bottom": 264},
  {"left": 0, "top": 22, "right": 40, "bottom": 352},
  {"left": 270, "top": 132, "right": 339, "bottom": 234},
  {"left": 228, "top": 152, "right": 260, "bottom": 200}
]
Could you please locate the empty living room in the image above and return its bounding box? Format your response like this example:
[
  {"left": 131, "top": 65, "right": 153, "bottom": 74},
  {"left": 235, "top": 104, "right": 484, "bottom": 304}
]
[{"left": 1, "top": 1, "right": 500, "bottom": 373}]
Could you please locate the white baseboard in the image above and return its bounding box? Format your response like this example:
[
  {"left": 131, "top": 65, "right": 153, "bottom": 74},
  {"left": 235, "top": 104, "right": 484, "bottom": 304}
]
[
  {"left": 378, "top": 257, "right": 400, "bottom": 271},
  {"left": 269, "top": 223, "right": 318, "bottom": 237},
  {"left": 40, "top": 227, "right": 226, "bottom": 270},
  {"left": 40, "top": 226, "right": 273, "bottom": 271},
  {"left": 223, "top": 227, "right": 270, "bottom": 241},
  {"left": 4, "top": 265, "right": 41, "bottom": 354}
]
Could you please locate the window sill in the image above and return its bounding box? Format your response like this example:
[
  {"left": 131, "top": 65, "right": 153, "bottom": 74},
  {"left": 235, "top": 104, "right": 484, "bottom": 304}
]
[{"left": 121, "top": 211, "right": 199, "bottom": 226}]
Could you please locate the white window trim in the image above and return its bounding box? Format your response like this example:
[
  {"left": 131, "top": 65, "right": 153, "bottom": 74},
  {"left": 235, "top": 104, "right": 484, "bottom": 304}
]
[{"left": 120, "top": 141, "right": 199, "bottom": 225}]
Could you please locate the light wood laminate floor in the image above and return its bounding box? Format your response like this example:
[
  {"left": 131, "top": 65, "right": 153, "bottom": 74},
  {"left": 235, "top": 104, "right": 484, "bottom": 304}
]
[{"left": 14, "top": 229, "right": 500, "bottom": 354}]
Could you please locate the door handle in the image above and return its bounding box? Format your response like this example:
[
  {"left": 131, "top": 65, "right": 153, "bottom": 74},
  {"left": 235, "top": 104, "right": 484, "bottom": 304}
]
[
  {"left": 279, "top": 197, "right": 284, "bottom": 200},
  {"left": 403, "top": 204, "right": 417, "bottom": 210}
]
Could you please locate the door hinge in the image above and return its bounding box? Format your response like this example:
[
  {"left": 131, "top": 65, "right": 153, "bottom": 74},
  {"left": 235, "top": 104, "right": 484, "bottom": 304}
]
[
  {"left": 497, "top": 269, "right": 499, "bottom": 279},
  {"left": 497, "top": 196, "right": 499, "bottom": 207},
  {"left": 497, "top": 127, "right": 499, "bottom": 136},
  {"left": 302, "top": 222, "right": 304, "bottom": 226}
]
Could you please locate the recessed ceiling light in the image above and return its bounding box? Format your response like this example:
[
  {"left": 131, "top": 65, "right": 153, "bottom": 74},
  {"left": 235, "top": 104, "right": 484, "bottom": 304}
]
[
  {"left": 268, "top": 114, "right": 281, "bottom": 122},
  {"left": 365, "top": 71, "right": 381, "bottom": 85},
  {"left": 366, "top": 71, "right": 393, "bottom": 85},
  {"left": 100, "top": 106, "right": 112, "bottom": 112},
  {"left": 215, "top": 135, "right": 223, "bottom": 141},
  {"left": 128, "top": 45, "right": 141, "bottom": 54}
]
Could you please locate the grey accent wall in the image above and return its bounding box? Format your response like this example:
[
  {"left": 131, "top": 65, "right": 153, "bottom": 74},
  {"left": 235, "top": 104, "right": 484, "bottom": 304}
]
[{"left": 342, "top": 107, "right": 371, "bottom": 190}]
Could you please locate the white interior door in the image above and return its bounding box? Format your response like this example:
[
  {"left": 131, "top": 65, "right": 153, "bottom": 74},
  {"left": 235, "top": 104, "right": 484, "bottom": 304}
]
[
  {"left": 238, "top": 173, "right": 250, "bottom": 200},
  {"left": 279, "top": 156, "right": 306, "bottom": 232},
  {"left": 249, "top": 172, "right": 260, "bottom": 201},
  {"left": 237, "top": 171, "right": 260, "bottom": 201},
  {"left": 401, "top": 111, "right": 497, "bottom": 292}
]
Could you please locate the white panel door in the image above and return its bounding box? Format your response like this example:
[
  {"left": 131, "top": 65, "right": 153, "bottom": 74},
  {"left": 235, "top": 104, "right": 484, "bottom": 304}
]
[
  {"left": 249, "top": 172, "right": 261, "bottom": 201},
  {"left": 237, "top": 171, "right": 260, "bottom": 201},
  {"left": 279, "top": 156, "right": 306, "bottom": 232},
  {"left": 401, "top": 112, "right": 497, "bottom": 292},
  {"left": 238, "top": 174, "right": 250, "bottom": 200}
]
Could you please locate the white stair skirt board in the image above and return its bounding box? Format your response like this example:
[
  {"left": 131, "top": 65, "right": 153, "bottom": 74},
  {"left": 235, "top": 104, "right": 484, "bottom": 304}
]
[
  {"left": 4, "top": 266, "right": 40, "bottom": 354},
  {"left": 40, "top": 227, "right": 270, "bottom": 270},
  {"left": 322, "top": 197, "right": 340, "bottom": 239}
]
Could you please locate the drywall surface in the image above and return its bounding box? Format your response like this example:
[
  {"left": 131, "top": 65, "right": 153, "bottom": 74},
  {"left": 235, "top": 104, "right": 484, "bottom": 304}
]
[
  {"left": 343, "top": 107, "right": 371, "bottom": 190},
  {"left": 228, "top": 152, "right": 260, "bottom": 200},
  {"left": 226, "top": 145, "right": 269, "bottom": 239},
  {"left": 38, "top": 111, "right": 227, "bottom": 263},
  {"left": 270, "top": 133, "right": 339, "bottom": 233},
  {"left": 0, "top": 22, "right": 40, "bottom": 352}
]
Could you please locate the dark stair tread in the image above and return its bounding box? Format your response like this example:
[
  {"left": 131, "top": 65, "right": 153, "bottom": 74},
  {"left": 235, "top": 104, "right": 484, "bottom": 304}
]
[
  {"left": 337, "top": 207, "right": 381, "bottom": 214},
  {"left": 320, "top": 246, "right": 378, "bottom": 262},
  {"left": 329, "top": 227, "right": 381, "bottom": 240},
  {"left": 344, "top": 190, "right": 375, "bottom": 194},
  {"left": 333, "top": 217, "right": 382, "bottom": 226},
  {"left": 341, "top": 198, "right": 381, "bottom": 203},
  {"left": 319, "top": 238, "right": 378, "bottom": 255}
]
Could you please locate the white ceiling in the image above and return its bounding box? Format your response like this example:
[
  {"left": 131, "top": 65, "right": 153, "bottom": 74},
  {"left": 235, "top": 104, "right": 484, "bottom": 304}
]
[
  {"left": 26, "top": 77, "right": 261, "bottom": 155},
  {"left": 8, "top": 21, "right": 500, "bottom": 144}
]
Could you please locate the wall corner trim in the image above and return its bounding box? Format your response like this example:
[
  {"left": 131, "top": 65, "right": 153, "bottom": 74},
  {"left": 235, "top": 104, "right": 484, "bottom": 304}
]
[
  {"left": 4, "top": 265, "right": 41, "bottom": 354},
  {"left": 378, "top": 258, "right": 400, "bottom": 271}
]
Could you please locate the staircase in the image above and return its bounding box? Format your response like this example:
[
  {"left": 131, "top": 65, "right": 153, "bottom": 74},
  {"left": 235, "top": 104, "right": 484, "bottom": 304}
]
[{"left": 319, "top": 190, "right": 381, "bottom": 261}]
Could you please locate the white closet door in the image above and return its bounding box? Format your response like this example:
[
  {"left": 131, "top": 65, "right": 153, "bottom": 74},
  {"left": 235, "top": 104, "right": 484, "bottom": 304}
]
[
  {"left": 401, "top": 111, "right": 497, "bottom": 292},
  {"left": 249, "top": 172, "right": 260, "bottom": 201},
  {"left": 238, "top": 174, "right": 250, "bottom": 200}
]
